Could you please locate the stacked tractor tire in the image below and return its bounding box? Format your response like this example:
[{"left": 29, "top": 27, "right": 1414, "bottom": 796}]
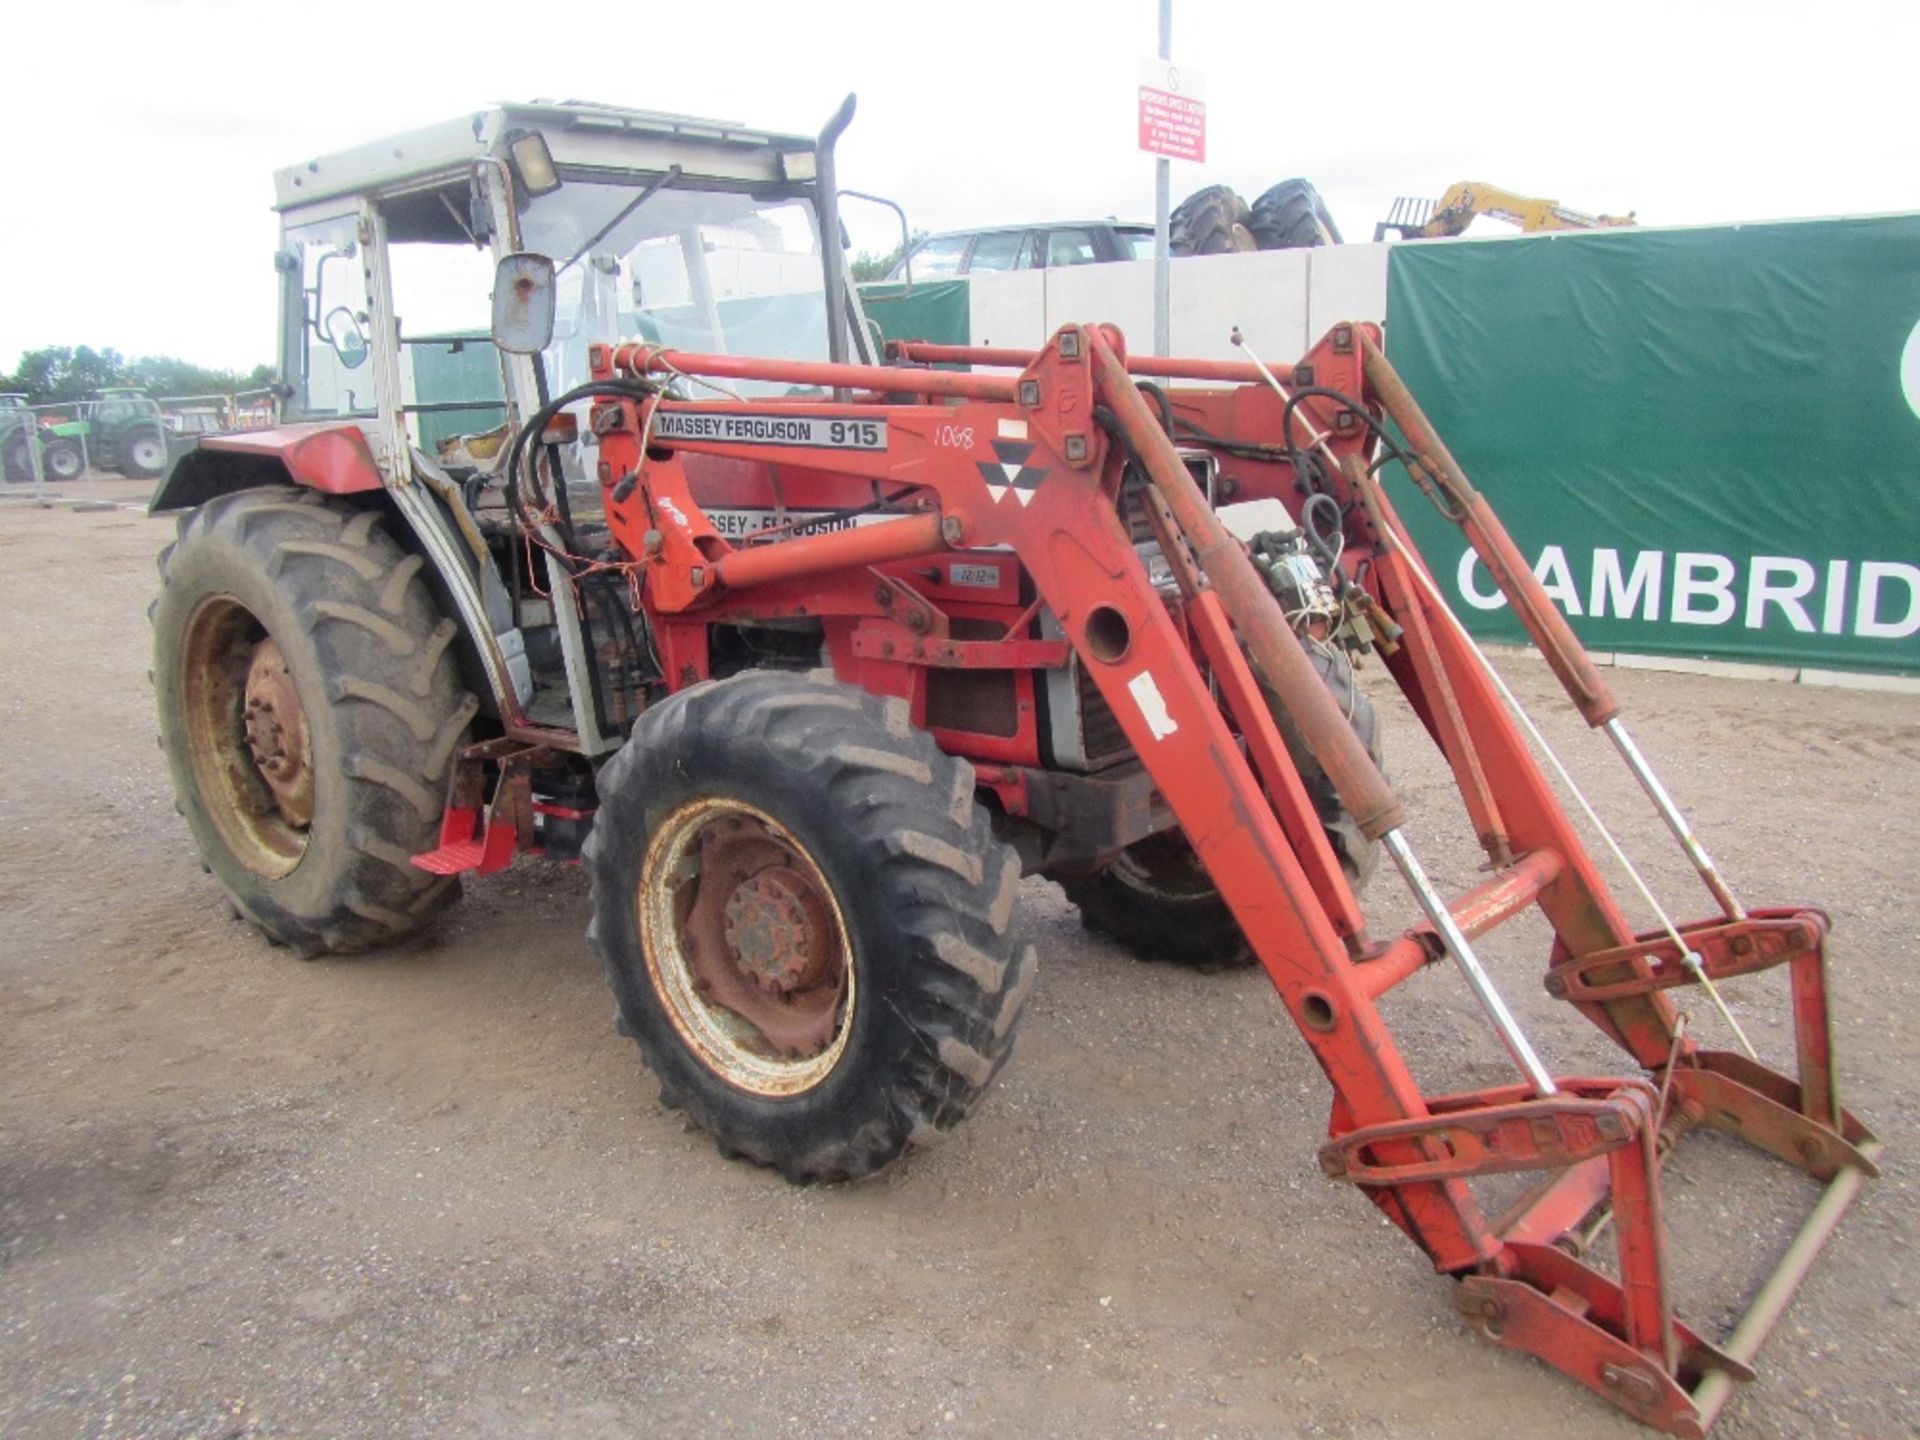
[{"left": 1169, "top": 179, "right": 1342, "bottom": 256}]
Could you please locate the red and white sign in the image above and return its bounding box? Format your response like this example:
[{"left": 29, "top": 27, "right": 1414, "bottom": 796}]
[{"left": 1138, "top": 59, "right": 1206, "bottom": 163}]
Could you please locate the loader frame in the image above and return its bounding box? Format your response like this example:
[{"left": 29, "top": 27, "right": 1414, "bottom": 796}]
[{"left": 503, "top": 318, "right": 1881, "bottom": 1437}]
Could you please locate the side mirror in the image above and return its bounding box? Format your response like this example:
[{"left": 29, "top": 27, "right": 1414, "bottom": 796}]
[
  {"left": 321, "top": 305, "right": 370, "bottom": 369},
  {"left": 492, "top": 253, "right": 556, "bottom": 355}
]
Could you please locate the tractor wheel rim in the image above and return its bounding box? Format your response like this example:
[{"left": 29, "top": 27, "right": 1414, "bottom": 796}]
[
  {"left": 638, "top": 797, "right": 855, "bottom": 1097},
  {"left": 132, "top": 436, "right": 166, "bottom": 468},
  {"left": 241, "top": 638, "right": 315, "bottom": 828},
  {"left": 180, "top": 596, "right": 312, "bottom": 877}
]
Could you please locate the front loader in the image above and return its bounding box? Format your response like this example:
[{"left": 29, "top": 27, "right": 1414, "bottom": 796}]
[{"left": 150, "top": 97, "right": 1877, "bottom": 1436}]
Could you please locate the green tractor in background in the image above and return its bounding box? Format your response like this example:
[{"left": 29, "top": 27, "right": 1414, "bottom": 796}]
[
  {"left": 1, "top": 393, "right": 85, "bottom": 484},
  {"left": 49, "top": 388, "right": 175, "bottom": 479}
]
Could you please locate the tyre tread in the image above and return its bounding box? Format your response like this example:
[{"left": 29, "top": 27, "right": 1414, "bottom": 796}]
[
  {"left": 590, "top": 668, "right": 1034, "bottom": 1183},
  {"left": 153, "top": 485, "right": 473, "bottom": 955}
]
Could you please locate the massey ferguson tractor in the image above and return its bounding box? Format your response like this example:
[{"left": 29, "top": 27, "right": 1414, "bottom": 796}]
[{"left": 151, "top": 99, "right": 1878, "bottom": 1435}]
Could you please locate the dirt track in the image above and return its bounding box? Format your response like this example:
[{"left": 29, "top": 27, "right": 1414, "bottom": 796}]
[{"left": 1, "top": 496, "right": 1914, "bottom": 1440}]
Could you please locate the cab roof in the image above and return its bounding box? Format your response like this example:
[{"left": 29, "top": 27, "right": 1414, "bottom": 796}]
[{"left": 274, "top": 101, "right": 817, "bottom": 213}]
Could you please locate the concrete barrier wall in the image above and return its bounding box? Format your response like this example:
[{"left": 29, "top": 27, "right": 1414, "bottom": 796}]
[{"left": 965, "top": 246, "right": 1389, "bottom": 362}]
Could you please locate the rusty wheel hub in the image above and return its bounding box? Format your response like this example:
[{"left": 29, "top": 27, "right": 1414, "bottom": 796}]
[
  {"left": 241, "top": 639, "right": 313, "bottom": 827},
  {"left": 722, "top": 866, "right": 835, "bottom": 995},
  {"left": 178, "top": 596, "right": 312, "bottom": 878},
  {"left": 638, "top": 799, "right": 856, "bottom": 1096}
]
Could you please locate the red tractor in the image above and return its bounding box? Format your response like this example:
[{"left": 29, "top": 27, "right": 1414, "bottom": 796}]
[{"left": 150, "top": 99, "right": 1876, "bottom": 1436}]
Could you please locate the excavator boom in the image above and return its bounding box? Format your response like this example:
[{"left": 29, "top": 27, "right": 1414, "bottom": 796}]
[{"left": 1377, "top": 180, "right": 1636, "bottom": 240}]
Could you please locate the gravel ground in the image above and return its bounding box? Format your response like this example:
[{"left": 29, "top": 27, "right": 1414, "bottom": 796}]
[{"left": 1, "top": 499, "right": 1914, "bottom": 1440}]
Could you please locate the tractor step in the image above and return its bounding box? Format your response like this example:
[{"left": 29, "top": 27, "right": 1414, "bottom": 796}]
[
  {"left": 410, "top": 838, "right": 487, "bottom": 875},
  {"left": 409, "top": 737, "right": 565, "bottom": 878}
]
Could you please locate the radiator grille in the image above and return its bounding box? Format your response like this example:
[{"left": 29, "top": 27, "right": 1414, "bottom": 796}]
[{"left": 1076, "top": 660, "right": 1132, "bottom": 765}]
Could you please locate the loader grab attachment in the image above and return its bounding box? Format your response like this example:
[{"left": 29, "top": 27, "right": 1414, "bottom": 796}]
[{"left": 582, "top": 322, "right": 1876, "bottom": 1435}]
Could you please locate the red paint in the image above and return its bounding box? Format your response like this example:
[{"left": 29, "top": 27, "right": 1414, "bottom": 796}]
[{"left": 201, "top": 423, "right": 385, "bottom": 494}]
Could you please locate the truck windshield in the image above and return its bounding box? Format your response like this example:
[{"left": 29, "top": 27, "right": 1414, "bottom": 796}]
[{"left": 520, "top": 180, "right": 829, "bottom": 396}]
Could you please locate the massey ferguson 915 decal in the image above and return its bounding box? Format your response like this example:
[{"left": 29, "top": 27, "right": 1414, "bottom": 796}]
[{"left": 654, "top": 411, "right": 888, "bottom": 451}]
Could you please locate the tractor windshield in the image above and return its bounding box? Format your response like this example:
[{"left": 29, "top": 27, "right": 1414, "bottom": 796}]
[{"left": 520, "top": 180, "right": 829, "bottom": 396}]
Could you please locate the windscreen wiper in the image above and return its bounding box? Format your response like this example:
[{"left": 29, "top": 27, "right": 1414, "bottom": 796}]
[{"left": 557, "top": 165, "right": 683, "bottom": 276}]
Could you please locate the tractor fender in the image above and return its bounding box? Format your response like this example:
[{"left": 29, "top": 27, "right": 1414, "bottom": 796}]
[
  {"left": 149, "top": 423, "right": 385, "bottom": 513},
  {"left": 149, "top": 424, "right": 530, "bottom": 725}
]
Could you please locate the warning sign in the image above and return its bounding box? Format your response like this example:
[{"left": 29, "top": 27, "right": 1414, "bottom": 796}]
[{"left": 1138, "top": 59, "right": 1206, "bottom": 163}]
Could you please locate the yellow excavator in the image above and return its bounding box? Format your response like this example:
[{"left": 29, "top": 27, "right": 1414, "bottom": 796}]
[{"left": 1375, "top": 181, "right": 1636, "bottom": 240}]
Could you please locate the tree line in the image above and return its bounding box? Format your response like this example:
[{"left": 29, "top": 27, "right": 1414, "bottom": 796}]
[{"left": 2, "top": 346, "right": 273, "bottom": 406}]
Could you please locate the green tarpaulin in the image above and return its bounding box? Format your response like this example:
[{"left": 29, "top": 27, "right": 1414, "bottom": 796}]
[
  {"left": 1383, "top": 219, "right": 1920, "bottom": 675},
  {"left": 858, "top": 280, "right": 970, "bottom": 349}
]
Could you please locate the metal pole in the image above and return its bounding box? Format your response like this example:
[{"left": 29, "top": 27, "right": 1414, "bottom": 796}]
[
  {"left": 1153, "top": 0, "right": 1171, "bottom": 358},
  {"left": 1602, "top": 718, "right": 1745, "bottom": 920},
  {"left": 1383, "top": 831, "right": 1559, "bottom": 1097},
  {"left": 26, "top": 404, "right": 46, "bottom": 500},
  {"left": 1691, "top": 1140, "right": 1882, "bottom": 1430}
]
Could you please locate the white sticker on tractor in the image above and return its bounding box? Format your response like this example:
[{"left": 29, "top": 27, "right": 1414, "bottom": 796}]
[
  {"left": 1126, "top": 669, "right": 1179, "bottom": 741},
  {"left": 997, "top": 418, "right": 1029, "bottom": 440}
]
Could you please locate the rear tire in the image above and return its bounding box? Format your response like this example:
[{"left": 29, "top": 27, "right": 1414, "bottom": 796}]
[
  {"left": 588, "top": 669, "right": 1036, "bottom": 1183},
  {"left": 122, "top": 428, "right": 169, "bottom": 479},
  {"left": 153, "top": 486, "right": 477, "bottom": 955},
  {"left": 1170, "top": 185, "right": 1257, "bottom": 257},
  {"left": 1250, "top": 179, "right": 1342, "bottom": 250}
]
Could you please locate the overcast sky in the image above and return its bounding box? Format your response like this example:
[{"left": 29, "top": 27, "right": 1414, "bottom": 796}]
[{"left": 5, "top": 0, "right": 1915, "bottom": 373}]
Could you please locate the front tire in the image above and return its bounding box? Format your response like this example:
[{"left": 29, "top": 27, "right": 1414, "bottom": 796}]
[
  {"left": 43, "top": 439, "right": 84, "bottom": 482},
  {"left": 1067, "top": 645, "right": 1380, "bottom": 969},
  {"left": 153, "top": 486, "right": 477, "bottom": 955},
  {"left": 588, "top": 670, "right": 1036, "bottom": 1182}
]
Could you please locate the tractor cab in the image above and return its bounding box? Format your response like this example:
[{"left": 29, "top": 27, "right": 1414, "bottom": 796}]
[
  {"left": 269, "top": 99, "right": 868, "bottom": 475},
  {"left": 162, "top": 98, "right": 870, "bottom": 756}
]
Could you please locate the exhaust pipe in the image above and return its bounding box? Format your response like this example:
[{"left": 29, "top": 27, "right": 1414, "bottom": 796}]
[{"left": 814, "top": 94, "right": 858, "bottom": 376}]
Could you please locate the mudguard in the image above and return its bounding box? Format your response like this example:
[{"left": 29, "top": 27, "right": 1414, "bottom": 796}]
[
  {"left": 147, "top": 423, "right": 535, "bottom": 728},
  {"left": 149, "top": 423, "right": 384, "bottom": 513}
]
